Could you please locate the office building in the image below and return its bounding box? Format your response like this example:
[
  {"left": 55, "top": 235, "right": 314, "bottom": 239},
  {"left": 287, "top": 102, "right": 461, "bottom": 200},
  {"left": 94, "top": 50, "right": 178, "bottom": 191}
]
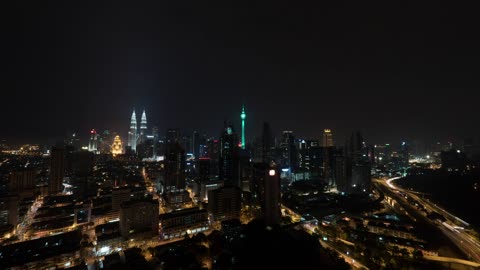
[
  {"left": 219, "top": 122, "right": 240, "bottom": 187},
  {"left": 119, "top": 196, "right": 159, "bottom": 238},
  {"left": 112, "top": 186, "right": 132, "bottom": 212},
  {"left": 208, "top": 186, "right": 241, "bottom": 221},
  {"left": 251, "top": 163, "right": 280, "bottom": 225},
  {"left": 164, "top": 141, "right": 186, "bottom": 191},
  {"left": 88, "top": 129, "right": 99, "bottom": 153},
  {"left": 198, "top": 157, "right": 211, "bottom": 182},
  {"left": 49, "top": 147, "right": 65, "bottom": 195},
  {"left": 264, "top": 166, "right": 281, "bottom": 225},
  {"left": 280, "top": 131, "right": 298, "bottom": 172},
  {"left": 8, "top": 169, "right": 35, "bottom": 195},
  {"left": 322, "top": 129, "right": 334, "bottom": 147},
  {"left": 0, "top": 195, "right": 19, "bottom": 228}
]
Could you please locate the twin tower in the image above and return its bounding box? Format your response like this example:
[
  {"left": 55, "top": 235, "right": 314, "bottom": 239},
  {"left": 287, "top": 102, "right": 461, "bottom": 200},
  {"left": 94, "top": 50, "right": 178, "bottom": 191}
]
[
  {"left": 127, "top": 108, "right": 147, "bottom": 152},
  {"left": 127, "top": 105, "right": 247, "bottom": 153}
]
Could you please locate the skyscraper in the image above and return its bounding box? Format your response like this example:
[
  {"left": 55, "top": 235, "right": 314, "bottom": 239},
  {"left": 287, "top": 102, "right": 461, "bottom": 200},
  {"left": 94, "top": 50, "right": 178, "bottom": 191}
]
[
  {"left": 322, "top": 129, "right": 335, "bottom": 185},
  {"left": 280, "top": 131, "right": 297, "bottom": 172},
  {"left": 240, "top": 105, "right": 246, "bottom": 150},
  {"left": 140, "top": 108, "right": 147, "bottom": 143},
  {"left": 207, "top": 186, "right": 242, "bottom": 221},
  {"left": 165, "top": 129, "right": 186, "bottom": 191},
  {"left": 88, "top": 129, "right": 98, "bottom": 153},
  {"left": 49, "top": 147, "right": 65, "bottom": 195},
  {"left": 127, "top": 109, "right": 138, "bottom": 152},
  {"left": 264, "top": 166, "right": 281, "bottom": 225},
  {"left": 119, "top": 196, "right": 159, "bottom": 239},
  {"left": 341, "top": 131, "right": 372, "bottom": 193},
  {"left": 166, "top": 128, "right": 179, "bottom": 144},
  {"left": 322, "top": 129, "right": 334, "bottom": 147},
  {"left": 219, "top": 122, "right": 240, "bottom": 187}
]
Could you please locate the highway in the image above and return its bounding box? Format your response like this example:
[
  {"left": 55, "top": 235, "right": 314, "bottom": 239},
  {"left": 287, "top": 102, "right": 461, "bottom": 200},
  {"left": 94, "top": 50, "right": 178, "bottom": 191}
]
[{"left": 379, "top": 177, "right": 480, "bottom": 263}]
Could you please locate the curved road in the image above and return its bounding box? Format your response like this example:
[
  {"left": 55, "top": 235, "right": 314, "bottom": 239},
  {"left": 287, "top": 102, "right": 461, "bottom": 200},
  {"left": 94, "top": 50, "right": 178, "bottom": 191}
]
[{"left": 381, "top": 177, "right": 480, "bottom": 263}]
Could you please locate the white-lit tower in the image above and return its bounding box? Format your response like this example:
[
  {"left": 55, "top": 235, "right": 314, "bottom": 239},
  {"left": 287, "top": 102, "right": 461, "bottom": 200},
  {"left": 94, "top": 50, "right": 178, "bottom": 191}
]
[
  {"left": 140, "top": 108, "right": 148, "bottom": 142},
  {"left": 128, "top": 109, "right": 138, "bottom": 152}
]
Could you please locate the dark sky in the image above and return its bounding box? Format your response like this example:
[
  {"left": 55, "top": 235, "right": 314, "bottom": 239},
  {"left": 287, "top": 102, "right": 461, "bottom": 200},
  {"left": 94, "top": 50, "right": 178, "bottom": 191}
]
[{"left": 4, "top": 1, "right": 480, "bottom": 145}]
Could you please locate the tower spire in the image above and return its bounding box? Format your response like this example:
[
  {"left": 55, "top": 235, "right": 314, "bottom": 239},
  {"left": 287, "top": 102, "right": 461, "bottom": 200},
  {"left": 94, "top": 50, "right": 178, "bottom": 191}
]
[
  {"left": 240, "top": 105, "right": 246, "bottom": 149},
  {"left": 141, "top": 108, "right": 147, "bottom": 130},
  {"left": 130, "top": 108, "right": 137, "bottom": 129}
]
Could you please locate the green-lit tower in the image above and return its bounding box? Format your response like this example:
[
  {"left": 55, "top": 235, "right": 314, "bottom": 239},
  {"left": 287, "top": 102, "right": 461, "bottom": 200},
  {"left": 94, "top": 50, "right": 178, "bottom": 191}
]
[{"left": 240, "top": 105, "right": 246, "bottom": 149}]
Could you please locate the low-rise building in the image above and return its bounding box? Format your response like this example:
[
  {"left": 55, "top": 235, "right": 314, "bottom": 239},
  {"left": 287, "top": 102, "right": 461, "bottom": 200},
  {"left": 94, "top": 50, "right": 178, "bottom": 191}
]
[{"left": 159, "top": 207, "right": 209, "bottom": 239}]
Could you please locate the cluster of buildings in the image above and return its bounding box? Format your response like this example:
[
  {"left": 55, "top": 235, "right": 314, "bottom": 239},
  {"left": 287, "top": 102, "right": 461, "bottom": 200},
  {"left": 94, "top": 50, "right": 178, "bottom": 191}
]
[{"left": 3, "top": 104, "right": 478, "bottom": 269}]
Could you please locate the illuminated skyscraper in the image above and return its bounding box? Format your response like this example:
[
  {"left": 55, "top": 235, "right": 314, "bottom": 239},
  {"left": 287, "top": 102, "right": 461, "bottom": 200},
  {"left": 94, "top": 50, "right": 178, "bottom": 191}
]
[
  {"left": 111, "top": 135, "right": 123, "bottom": 156},
  {"left": 88, "top": 129, "right": 98, "bottom": 153},
  {"left": 240, "top": 105, "right": 246, "bottom": 149},
  {"left": 322, "top": 129, "right": 334, "bottom": 147},
  {"left": 128, "top": 109, "right": 138, "bottom": 152},
  {"left": 140, "top": 108, "right": 147, "bottom": 141},
  {"left": 280, "top": 131, "right": 297, "bottom": 172}
]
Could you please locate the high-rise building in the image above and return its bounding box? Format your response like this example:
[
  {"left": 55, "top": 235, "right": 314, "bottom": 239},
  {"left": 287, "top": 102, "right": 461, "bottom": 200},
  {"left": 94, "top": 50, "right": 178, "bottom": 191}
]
[
  {"left": 198, "top": 158, "right": 211, "bottom": 182},
  {"left": 322, "top": 129, "right": 334, "bottom": 147},
  {"left": 340, "top": 131, "right": 372, "bottom": 193},
  {"left": 119, "top": 196, "right": 159, "bottom": 238},
  {"left": 219, "top": 122, "right": 240, "bottom": 187},
  {"left": 164, "top": 141, "right": 186, "bottom": 191},
  {"left": 8, "top": 169, "right": 35, "bottom": 195},
  {"left": 208, "top": 186, "right": 241, "bottom": 221},
  {"left": 88, "top": 129, "right": 98, "bottom": 153},
  {"left": 0, "top": 195, "right": 19, "bottom": 228},
  {"left": 240, "top": 105, "right": 246, "bottom": 150},
  {"left": 111, "top": 135, "right": 123, "bottom": 156},
  {"left": 166, "top": 129, "right": 179, "bottom": 144},
  {"left": 49, "top": 147, "right": 65, "bottom": 195},
  {"left": 139, "top": 109, "right": 148, "bottom": 143},
  {"left": 152, "top": 126, "right": 159, "bottom": 158},
  {"left": 264, "top": 166, "right": 281, "bottom": 225},
  {"left": 112, "top": 186, "right": 132, "bottom": 212},
  {"left": 280, "top": 131, "right": 298, "bottom": 172},
  {"left": 127, "top": 109, "right": 138, "bottom": 152}
]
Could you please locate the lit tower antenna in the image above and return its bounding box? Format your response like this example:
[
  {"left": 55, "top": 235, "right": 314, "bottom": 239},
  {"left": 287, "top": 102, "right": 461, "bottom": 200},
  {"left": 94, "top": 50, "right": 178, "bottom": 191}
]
[
  {"left": 240, "top": 105, "right": 246, "bottom": 149},
  {"left": 128, "top": 108, "right": 138, "bottom": 152}
]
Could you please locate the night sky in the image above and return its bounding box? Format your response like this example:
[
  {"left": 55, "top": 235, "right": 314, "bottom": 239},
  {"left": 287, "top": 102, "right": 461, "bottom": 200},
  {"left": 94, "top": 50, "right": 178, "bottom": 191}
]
[{"left": 4, "top": 1, "right": 480, "bottom": 145}]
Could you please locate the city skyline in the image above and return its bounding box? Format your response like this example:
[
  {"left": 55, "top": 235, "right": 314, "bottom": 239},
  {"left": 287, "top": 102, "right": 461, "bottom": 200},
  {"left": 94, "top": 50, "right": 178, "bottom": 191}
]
[
  {"left": 2, "top": 2, "right": 480, "bottom": 269},
  {"left": 0, "top": 104, "right": 477, "bottom": 147}
]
